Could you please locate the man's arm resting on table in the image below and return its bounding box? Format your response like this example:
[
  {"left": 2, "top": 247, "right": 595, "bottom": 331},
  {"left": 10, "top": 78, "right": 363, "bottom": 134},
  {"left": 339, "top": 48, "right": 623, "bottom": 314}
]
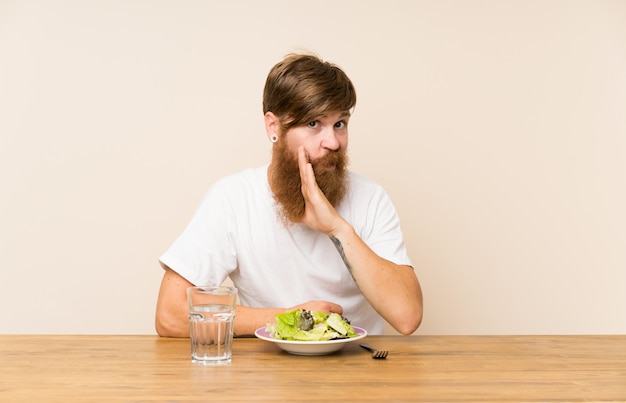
[{"left": 155, "top": 267, "right": 343, "bottom": 337}]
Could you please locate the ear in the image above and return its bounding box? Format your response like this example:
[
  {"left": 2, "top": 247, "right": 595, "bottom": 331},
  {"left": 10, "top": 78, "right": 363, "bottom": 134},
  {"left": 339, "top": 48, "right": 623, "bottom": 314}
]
[{"left": 264, "top": 112, "right": 280, "bottom": 141}]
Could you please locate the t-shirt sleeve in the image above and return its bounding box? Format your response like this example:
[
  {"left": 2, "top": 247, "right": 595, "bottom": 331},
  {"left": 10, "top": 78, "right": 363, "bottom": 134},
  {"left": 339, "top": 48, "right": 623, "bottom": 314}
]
[{"left": 357, "top": 184, "right": 413, "bottom": 268}]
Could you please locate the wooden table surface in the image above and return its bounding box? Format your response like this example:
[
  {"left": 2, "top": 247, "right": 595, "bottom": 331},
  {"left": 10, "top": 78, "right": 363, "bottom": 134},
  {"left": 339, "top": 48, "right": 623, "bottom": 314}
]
[{"left": 1, "top": 334, "right": 625, "bottom": 402}]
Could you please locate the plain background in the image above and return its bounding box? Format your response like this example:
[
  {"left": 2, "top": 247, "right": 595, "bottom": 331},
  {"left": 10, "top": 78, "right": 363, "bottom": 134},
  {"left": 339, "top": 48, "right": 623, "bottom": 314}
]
[{"left": 1, "top": 0, "right": 624, "bottom": 335}]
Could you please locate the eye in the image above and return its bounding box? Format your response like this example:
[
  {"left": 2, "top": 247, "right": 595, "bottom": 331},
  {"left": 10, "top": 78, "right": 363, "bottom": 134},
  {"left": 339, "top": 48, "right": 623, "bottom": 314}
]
[
  {"left": 307, "top": 121, "right": 318, "bottom": 128},
  {"left": 334, "top": 120, "right": 347, "bottom": 129}
]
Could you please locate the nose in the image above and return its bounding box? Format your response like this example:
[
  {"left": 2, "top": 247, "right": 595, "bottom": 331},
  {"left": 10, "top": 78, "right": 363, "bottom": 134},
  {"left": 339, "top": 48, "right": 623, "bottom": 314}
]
[{"left": 320, "top": 127, "right": 340, "bottom": 151}]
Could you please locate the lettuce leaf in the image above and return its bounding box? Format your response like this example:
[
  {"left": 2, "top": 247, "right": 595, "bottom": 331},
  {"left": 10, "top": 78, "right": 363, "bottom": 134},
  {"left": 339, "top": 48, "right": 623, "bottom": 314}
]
[{"left": 268, "top": 309, "right": 358, "bottom": 341}]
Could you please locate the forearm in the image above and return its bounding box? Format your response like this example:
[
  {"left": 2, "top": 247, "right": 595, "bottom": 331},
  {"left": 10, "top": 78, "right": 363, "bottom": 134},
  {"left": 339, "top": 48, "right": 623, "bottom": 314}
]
[
  {"left": 156, "top": 265, "right": 344, "bottom": 338},
  {"left": 157, "top": 304, "right": 321, "bottom": 338},
  {"left": 156, "top": 305, "right": 282, "bottom": 338},
  {"left": 329, "top": 222, "right": 423, "bottom": 335},
  {"left": 234, "top": 301, "right": 345, "bottom": 336},
  {"left": 234, "top": 306, "right": 285, "bottom": 337}
]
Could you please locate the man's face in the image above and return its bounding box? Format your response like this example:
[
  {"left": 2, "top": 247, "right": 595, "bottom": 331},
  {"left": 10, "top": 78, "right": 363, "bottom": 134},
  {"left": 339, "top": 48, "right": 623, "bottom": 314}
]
[
  {"left": 285, "top": 110, "right": 350, "bottom": 163},
  {"left": 269, "top": 110, "right": 350, "bottom": 224}
]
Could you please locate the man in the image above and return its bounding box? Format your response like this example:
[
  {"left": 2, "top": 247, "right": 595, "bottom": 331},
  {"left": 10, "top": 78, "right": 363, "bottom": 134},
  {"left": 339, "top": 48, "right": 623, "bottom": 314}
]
[{"left": 156, "top": 53, "right": 423, "bottom": 337}]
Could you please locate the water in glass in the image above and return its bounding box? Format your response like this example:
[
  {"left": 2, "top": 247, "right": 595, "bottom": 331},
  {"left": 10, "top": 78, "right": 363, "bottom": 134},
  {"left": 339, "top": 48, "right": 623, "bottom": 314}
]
[{"left": 189, "top": 304, "right": 235, "bottom": 365}]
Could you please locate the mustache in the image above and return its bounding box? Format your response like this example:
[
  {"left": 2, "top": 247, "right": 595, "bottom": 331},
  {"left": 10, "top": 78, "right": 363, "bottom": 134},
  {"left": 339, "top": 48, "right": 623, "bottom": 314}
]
[{"left": 310, "top": 150, "right": 346, "bottom": 173}]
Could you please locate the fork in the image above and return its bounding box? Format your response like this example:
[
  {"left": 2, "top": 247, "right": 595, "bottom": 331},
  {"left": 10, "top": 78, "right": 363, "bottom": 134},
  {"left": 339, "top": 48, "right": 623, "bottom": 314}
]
[{"left": 359, "top": 343, "right": 388, "bottom": 359}]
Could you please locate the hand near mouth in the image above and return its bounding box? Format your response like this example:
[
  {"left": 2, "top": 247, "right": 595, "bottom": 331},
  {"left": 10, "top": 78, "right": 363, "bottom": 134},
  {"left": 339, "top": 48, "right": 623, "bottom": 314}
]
[{"left": 297, "top": 146, "right": 346, "bottom": 236}]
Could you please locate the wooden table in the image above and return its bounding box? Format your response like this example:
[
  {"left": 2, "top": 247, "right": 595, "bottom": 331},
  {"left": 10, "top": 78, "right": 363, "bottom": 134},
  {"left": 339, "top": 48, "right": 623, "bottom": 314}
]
[{"left": 1, "top": 335, "right": 625, "bottom": 402}]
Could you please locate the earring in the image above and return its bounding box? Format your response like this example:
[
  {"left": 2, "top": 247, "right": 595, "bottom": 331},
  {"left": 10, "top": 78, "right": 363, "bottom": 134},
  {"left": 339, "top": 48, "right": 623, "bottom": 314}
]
[{"left": 270, "top": 135, "right": 278, "bottom": 143}]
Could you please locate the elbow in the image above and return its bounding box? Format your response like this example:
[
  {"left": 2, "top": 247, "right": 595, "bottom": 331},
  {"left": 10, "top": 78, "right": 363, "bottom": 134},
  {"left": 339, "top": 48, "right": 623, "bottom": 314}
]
[
  {"left": 392, "top": 303, "right": 423, "bottom": 335},
  {"left": 155, "top": 311, "right": 188, "bottom": 338},
  {"left": 395, "top": 312, "right": 423, "bottom": 335},
  {"left": 387, "top": 266, "right": 423, "bottom": 335},
  {"left": 155, "top": 320, "right": 172, "bottom": 337}
]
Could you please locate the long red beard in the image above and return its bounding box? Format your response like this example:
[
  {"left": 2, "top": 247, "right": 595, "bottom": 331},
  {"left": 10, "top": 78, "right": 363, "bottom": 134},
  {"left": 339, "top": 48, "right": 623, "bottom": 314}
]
[{"left": 269, "top": 140, "right": 349, "bottom": 225}]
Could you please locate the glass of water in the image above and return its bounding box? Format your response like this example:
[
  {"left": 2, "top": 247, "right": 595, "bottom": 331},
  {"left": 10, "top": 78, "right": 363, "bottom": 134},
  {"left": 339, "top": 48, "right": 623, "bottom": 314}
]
[{"left": 187, "top": 285, "right": 238, "bottom": 365}]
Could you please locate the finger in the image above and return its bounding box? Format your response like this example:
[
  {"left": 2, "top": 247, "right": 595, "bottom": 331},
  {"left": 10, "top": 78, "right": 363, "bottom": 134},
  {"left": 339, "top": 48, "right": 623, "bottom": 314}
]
[
  {"left": 297, "top": 146, "right": 310, "bottom": 181},
  {"left": 298, "top": 146, "right": 316, "bottom": 195},
  {"left": 328, "top": 303, "right": 343, "bottom": 315}
]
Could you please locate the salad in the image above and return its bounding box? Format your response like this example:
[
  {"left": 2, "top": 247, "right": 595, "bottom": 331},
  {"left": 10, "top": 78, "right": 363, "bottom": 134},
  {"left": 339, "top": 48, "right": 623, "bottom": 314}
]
[{"left": 266, "top": 309, "right": 359, "bottom": 341}]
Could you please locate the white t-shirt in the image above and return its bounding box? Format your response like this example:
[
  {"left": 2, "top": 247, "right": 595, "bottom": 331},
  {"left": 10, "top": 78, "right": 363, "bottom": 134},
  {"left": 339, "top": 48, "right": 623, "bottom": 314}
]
[{"left": 159, "top": 164, "right": 412, "bottom": 334}]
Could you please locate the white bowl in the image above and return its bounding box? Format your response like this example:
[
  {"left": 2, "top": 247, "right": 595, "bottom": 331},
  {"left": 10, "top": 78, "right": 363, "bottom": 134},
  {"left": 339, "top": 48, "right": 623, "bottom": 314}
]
[{"left": 254, "top": 326, "right": 367, "bottom": 355}]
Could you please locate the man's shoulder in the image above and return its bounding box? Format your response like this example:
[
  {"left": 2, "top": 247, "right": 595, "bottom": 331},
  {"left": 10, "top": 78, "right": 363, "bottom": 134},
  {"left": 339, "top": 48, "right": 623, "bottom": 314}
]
[{"left": 200, "top": 165, "right": 269, "bottom": 207}]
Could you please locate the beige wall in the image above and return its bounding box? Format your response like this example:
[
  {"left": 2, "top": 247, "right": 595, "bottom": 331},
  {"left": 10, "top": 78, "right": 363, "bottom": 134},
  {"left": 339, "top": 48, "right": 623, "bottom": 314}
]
[{"left": 1, "top": 0, "right": 624, "bottom": 335}]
